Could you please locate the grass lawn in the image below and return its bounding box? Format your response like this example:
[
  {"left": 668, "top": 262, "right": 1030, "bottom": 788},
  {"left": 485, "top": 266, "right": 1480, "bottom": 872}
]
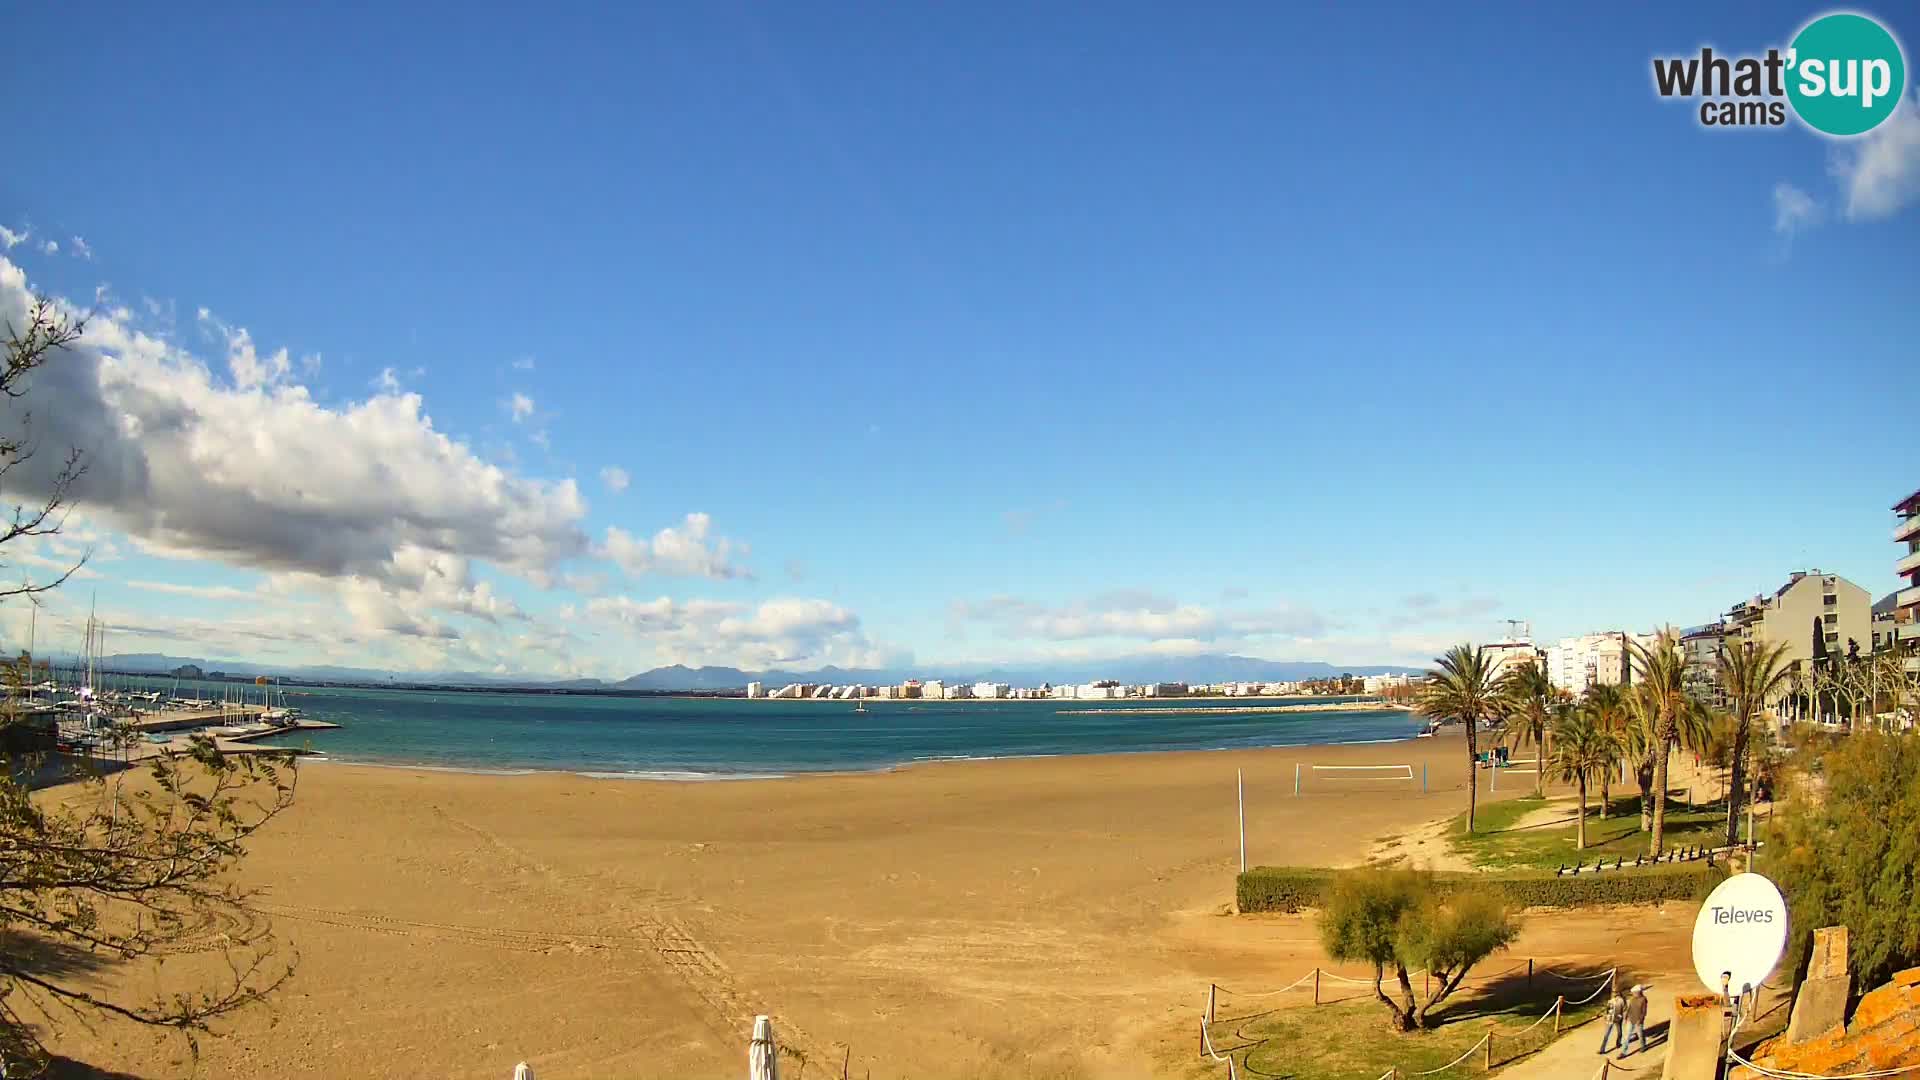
[
  {"left": 1449, "top": 794, "right": 1752, "bottom": 871},
  {"left": 1195, "top": 968, "right": 1610, "bottom": 1080}
]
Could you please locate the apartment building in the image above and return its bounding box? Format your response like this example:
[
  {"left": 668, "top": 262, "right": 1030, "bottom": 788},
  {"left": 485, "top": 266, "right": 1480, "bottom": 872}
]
[
  {"left": 1482, "top": 638, "right": 1544, "bottom": 683},
  {"left": 1680, "top": 624, "right": 1731, "bottom": 709},
  {"left": 1896, "top": 488, "right": 1920, "bottom": 669},
  {"left": 1724, "top": 570, "right": 1872, "bottom": 667},
  {"left": 1543, "top": 632, "right": 1657, "bottom": 695}
]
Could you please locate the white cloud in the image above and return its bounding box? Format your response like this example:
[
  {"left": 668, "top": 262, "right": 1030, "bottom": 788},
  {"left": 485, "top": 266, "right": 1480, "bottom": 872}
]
[
  {"left": 598, "top": 513, "right": 750, "bottom": 580},
  {"left": 949, "top": 590, "right": 1330, "bottom": 644},
  {"left": 125, "top": 579, "right": 261, "bottom": 601},
  {"left": 511, "top": 355, "right": 535, "bottom": 370},
  {"left": 508, "top": 391, "right": 534, "bottom": 423},
  {"left": 583, "top": 594, "right": 883, "bottom": 670},
  {"left": 70, "top": 236, "right": 92, "bottom": 260},
  {"left": 0, "top": 226, "right": 24, "bottom": 250},
  {"left": 1771, "top": 182, "right": 1823, "bottom": 236},
  {"left": 1832, "top": 91, "right": 1920, "bottom": 221},
  {"left": 599, "top": 465, "right": 630, "bottom": 493},
  {"left": 39, "top": 239, "right": 58, "bottom": 256},
  {"left": 0, "top": 256, "right": 591, "bottom": 599}
]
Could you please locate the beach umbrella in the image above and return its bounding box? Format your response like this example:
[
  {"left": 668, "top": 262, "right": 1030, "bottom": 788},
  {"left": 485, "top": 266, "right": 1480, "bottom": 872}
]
[
  {"left": 512, "top": 1064, "right": 534, "bottom": 1080},
  {"left": 749, "top": 1015, "right": 780, "bottom": 1080}
]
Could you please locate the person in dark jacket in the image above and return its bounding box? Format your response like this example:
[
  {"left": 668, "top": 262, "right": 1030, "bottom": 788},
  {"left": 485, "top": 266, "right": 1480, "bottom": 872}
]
[{"left": 1620, "top": 984, "right": 1650, "bottom": 1057}]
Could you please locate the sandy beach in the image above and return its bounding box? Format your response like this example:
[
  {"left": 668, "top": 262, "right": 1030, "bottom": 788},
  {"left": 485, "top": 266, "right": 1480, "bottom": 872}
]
[{"left": 37, "top": 732, "right": 1703, "bottom": 1079}]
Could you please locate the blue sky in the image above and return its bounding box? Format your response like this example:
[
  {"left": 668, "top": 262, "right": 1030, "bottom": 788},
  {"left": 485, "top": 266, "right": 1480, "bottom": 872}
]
[{"left": 2, "top": 2, "right": 1916, "bottom": 677}]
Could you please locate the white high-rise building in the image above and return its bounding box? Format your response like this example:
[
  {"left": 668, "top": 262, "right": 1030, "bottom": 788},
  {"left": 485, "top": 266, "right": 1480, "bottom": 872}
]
[
  {"left": 745, "top": 681, "right": 764, "bottom": 699},
  {"left": 922, "top": 680, "right": 945, "bottom": 700},
  {"left": 972, "top": 682, "right": 1009, "bottom": 699},
  {"left": 1542, "top": 633, "right": 1654, "bottom": 694}
]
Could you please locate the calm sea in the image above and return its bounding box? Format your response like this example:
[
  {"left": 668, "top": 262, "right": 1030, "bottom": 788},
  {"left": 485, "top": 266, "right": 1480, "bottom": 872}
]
[{"left": 126, "top": 679, "right": 1420, "bottom": 777}]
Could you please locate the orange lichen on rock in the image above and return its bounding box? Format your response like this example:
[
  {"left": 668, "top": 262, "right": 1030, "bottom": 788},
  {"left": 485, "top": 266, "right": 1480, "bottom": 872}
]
[{"left": 1735, "top": 967, "right": 1920, "bottom": 1078}]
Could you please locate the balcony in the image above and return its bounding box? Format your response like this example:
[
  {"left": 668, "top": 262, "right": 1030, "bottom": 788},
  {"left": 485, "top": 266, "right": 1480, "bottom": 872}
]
[
  {"left": 1900, "top": 547, "right": 1920, "bottom": 577},
  {"left": 1901, "top": 585, "right": 1920, "bottom": 611},
  {"left": 1898, "top": 514, "right": 1920, "bottom": 544}
]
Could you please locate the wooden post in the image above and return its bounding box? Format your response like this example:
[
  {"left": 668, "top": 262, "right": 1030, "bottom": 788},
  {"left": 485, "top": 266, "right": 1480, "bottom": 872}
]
[
  {"left": 1484, "top": 1032, "right": 1494, "bottom": 1070},
  {"left": 1424, "top": 970, "right": 1430, "bottom": 1000},
  {"left": 1527, "top": 958, "right": 1534, "bottom": 992},
  {"left": 1553, "top": 996, "right": 1563, "bottom": 1037},
  {"left": 1313, "top": 968, "right": 1321, "bottom": 1005},
  {"left": 1237, "top": 769, "right": 1247, "bottom": 873},
  {"left": 1207, "top": 984, "right": 1217, "bottom": 1024}
]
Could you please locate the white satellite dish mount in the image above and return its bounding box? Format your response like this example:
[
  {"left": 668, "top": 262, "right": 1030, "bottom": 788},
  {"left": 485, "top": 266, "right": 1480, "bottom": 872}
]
[{"left": 1691, "top": 872, "right": 1790, "bottom": 998}]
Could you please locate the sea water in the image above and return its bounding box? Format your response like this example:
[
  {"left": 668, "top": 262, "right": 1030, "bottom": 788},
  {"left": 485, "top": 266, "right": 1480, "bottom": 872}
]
[{"left": 150, "top": 682, "right": 1420, "bottom": 777}]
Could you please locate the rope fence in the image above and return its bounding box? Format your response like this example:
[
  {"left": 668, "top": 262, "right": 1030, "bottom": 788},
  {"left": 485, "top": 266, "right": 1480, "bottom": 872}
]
[{"left": 1198, "top": 966, "right": 1618, "bottom": 1079}]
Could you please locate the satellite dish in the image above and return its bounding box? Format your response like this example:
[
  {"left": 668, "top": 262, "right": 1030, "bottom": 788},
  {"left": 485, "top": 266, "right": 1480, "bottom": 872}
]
[{"left": 1692, "top": 872, "right": 1790, "bottom": 997}]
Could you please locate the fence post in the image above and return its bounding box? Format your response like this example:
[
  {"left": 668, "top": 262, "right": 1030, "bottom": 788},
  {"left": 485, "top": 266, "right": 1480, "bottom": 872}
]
[
  {"left": 1207, "top": 984, "right": 1216, "bottom": 1024},
  {"left": 1313, "top": 968, "right": 1321, "bottom": 1005},
  {"left": 1553, "top": 996, "right": 1563, "bottom": 1037},
  {"left": 1528, "top": 958, "right": 1534, "bottom": 992},
  {"left": 1484, "top": 1032, "right": 1494, "bottom": 1070}
]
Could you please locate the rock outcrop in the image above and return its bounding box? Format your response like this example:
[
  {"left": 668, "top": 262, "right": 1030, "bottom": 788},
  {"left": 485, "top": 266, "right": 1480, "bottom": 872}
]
[{"left": 1734, "top": 966, "right": 1920, "bottom": 1078}]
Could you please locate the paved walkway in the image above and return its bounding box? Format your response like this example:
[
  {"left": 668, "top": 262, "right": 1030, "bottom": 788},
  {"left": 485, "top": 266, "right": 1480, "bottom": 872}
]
[{"left": 1499, "top": 992, "right": 1673, "bottom": 1080}]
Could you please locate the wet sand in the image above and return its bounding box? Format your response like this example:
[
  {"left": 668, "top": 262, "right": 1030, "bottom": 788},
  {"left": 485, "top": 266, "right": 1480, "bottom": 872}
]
[{"left": 37, "top": 731, "right": 1701, "bottom": 1079}]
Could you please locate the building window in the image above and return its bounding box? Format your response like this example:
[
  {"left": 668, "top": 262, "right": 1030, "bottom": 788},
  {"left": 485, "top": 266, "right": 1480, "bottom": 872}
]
[{"left": 1824, "top": 612, "right": 1838, "bottom": 623}]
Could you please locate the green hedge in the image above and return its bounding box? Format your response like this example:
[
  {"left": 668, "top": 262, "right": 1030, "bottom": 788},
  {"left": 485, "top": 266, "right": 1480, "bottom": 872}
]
[{"left": 1237, "top": 862, "right": 1723, "bottom": 913}]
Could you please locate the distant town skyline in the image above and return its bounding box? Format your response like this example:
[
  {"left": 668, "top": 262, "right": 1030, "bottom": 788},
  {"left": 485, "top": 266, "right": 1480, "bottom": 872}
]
[{"left": 3, "top": 3, "right": 1917, "bottom": 679}]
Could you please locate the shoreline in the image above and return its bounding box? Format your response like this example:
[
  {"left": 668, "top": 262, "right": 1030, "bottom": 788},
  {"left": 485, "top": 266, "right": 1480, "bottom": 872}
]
[{"left": 278, "top": 719, "right": 1440, "bottom": 784}]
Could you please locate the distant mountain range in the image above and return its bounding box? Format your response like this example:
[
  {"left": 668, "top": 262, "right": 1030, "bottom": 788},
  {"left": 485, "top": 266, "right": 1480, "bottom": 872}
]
[
  {"left": 614, "top": 656, "right": 1420, "bottom": 690},
  {"left": 81, "top": 651, "right": 1419, "bottom": 691}
]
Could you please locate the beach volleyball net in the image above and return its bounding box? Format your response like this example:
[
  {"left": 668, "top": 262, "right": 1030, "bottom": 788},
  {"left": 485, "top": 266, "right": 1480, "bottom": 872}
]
[{"left": 1294, "top": 762, "right": 1421, "bottom": 794}]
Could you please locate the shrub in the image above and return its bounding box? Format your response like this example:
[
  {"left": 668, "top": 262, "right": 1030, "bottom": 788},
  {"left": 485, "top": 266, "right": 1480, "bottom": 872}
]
[
  {"left": 1239, "top": 862, "right": 1721, "bottom": 914},
  {"left": 1317, "top": 868, "right": 1519, "bottom": 1031},
  {"left": 1772, "top": 732, "right": 1920, "bottom": 989}
]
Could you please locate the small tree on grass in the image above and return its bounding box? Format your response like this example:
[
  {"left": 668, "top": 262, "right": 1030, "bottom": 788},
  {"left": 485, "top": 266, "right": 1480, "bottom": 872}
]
[
  {"left": 1402, "top": 889, "right": 1520, "bottom": 1029},
  {"left": 1318, "top": 868, "right": 1519, "bottom": 1033}
]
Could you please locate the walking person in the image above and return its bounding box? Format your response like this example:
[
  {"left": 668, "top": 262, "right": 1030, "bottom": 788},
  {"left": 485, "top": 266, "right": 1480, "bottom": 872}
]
[
  {"left": 1620, "top": 984, "right": 1650, "bottom": 1058},
  {"left": 1597, "top": 984, "right": 1627, "bottom": 1055}
]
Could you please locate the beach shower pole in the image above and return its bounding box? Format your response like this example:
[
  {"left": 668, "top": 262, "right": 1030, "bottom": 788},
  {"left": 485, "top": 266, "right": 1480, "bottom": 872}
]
[{"left": 1237, "top": 769, "right": 1246, "bottom": 872}]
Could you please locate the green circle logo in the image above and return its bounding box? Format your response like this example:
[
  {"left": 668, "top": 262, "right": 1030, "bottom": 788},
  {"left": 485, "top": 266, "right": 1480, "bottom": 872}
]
[{"left": 1787, "top": 13, "right": 1907, "bottom": 136}]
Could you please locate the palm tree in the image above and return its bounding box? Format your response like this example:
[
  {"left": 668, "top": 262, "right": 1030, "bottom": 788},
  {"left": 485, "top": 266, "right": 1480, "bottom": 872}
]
[
  {"left": 1583, "top": 683, "right": 1631, "bottom": 819},
  {"left": 1621, "top": 685, "right": 1659, "bottom": 833},
  {"left": 1418, "top": 645, "right": 1501, "bottom": 834},
  {"left": 1628, "top": 631, "right": 1690, "bottom": 857},
  {"left": 1714, "top": 640, "right": 1794, "bottom": 848},
  {"left": 1549, "top": 710, "right": 1619, "bottom": 850},
  {"left": 1496, "top": 660, "right": 1558, "bottom": 797}
]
